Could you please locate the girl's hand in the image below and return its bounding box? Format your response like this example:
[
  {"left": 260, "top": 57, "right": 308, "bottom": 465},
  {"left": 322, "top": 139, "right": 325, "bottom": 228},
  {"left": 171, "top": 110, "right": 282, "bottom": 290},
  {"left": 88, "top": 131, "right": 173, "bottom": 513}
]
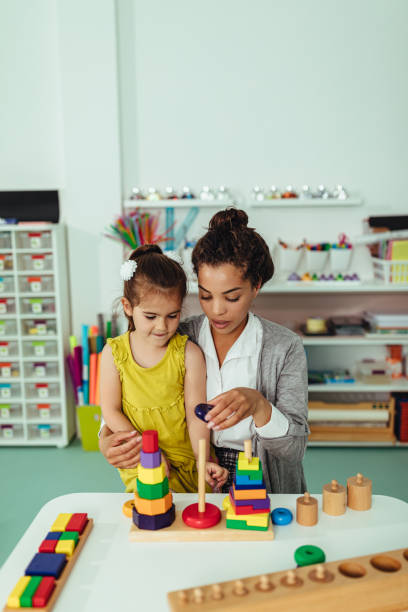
[
  {"left": 205, "top": 461, "right": 229, "bottom": 491},
  {"left": 99, "top": 426, "right": 142, "bottom": 469},
  {"left": 205, "top": 388, "right": 271, "bottom": 431},
  {"left": 161, "top": 452, "right": 171, "bottom": 478}
]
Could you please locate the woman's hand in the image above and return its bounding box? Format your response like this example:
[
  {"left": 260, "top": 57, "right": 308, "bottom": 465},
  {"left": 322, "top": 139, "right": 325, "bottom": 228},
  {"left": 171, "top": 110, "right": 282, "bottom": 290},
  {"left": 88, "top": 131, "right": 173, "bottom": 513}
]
[
  {"left": 99, "top": 425, "right": 142, "bottom": 469},
  {"left": 205, "top": 461, "right": 229, "bottom": 491},
  {"left": 205, "top": 388, "right": 272, "bottom": 431}
]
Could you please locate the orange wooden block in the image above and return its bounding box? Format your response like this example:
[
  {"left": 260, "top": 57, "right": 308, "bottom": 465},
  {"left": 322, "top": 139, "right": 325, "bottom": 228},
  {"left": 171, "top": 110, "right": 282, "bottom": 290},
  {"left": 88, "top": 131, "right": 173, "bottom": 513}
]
[
  {"left": 134, "top": 490, "right": 173, "bottom": 516},
  {"left": 232, "top": 483, "right": 267, "bottom": 500}
]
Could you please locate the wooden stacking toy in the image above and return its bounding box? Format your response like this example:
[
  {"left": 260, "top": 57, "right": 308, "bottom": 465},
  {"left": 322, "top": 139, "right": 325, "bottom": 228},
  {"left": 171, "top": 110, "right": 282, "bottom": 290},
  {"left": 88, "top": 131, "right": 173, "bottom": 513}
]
[
  {"left": 132, "top": 430, "right": 176, "bottom": 530},
  {"left": 223, "top": 440, "right": 271, "bottom": 532},
  {"left": 347, "top": 472, "right": 372, "bottom": 511},
  {"left": 4, "top": 513, "right": 92, "bottom": 611},
  {"left": 296, "top": 492, "right": 318, "bottom": 526},
  {"left": 322, "top": 479, "right": 346, "bottom": 516}
]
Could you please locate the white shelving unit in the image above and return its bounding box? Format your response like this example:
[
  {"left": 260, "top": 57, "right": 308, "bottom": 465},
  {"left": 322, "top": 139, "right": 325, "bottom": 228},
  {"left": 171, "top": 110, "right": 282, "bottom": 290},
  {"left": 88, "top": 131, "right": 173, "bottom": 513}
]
[
  {"left": 249, "top": 197, "right": 362, "bottom": 208},
  {"left": 0, "top": 224, "right": 74, "bottom": 447},
  {"left": 188, "top": 280, "right": 408, "bottom": 294},
  {"left": 123, "top": 198, "right": 235, "bottom": 209}
]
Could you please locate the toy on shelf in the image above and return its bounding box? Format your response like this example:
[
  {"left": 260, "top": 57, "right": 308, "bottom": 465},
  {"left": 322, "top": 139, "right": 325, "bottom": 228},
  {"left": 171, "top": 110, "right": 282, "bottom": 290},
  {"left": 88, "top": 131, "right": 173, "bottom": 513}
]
[
  {"left": 168, "top": 548, "right": 408, "bottom": 612},
  {"left": 132, "top": 430, "right": 175, "bottom": 530},
  {"left": 4, "top": 513, "right": 92, "bottom": 611},
  {"left": 223, "top": 440, "right": 271, "bottom": 532}
]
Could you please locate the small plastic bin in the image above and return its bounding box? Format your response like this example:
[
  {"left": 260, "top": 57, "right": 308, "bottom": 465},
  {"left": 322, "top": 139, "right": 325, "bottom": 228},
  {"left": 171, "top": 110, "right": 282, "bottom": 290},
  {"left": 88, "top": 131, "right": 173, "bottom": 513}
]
[
  {"left": 273, "top": 244, "right": 303, "bottom": 275},
  {"left": 0, "top": 254, "right": 13, "bottom": 271},
  {"left": 0, "top": 276, "right": 15, "bottom": 293},
  {"left": 24, "top": 361, "right": 59, "bottom": 378},
  {"left": 0, "top": 298, "right": 16, "bottom": 315},
  {"left": 23, "top": 339, "right": 57, "bottom": 357},
  {"left": 1, "top": 424, "right": 24, "bottom": 439},
  {"left": 0, "top": 341, "right": 18, "bottom": 358},
  {"left": 21, "top": 318, "right": 57, "bottom": 336},
  {"left": 27, "top": 423, "right": 61, "bottom": 440},
  {"left": 17, "top": 253, "right": 53, "bottom": 272},
  {"left": 25, "top": 381, "right": 60, "bottom": 399},
  {"left": 329, "top": 247, "right": 353, "bottom": 274},
  {"left": 371, "top": 257, "right": 408, "bottom": 284},
  {"left": 0, "top": 319, "right": 18, "bottom": 336},
  {"left": 77, "top": 405, "right": 102, "bottom": 451},
  {"left": 19, "top": 275, "right": 54, "bottom": 293},
  {"left": 0, "top": 362, "right": 20, "bottom": 378},
  {"left": 0, "top": 382, "right": 21, "bottom": 399},
  {"left": 0, "top": 232, "right": 11, "bottom": 249},
  {"left": 20, "top": 297, "right": 55, "bottom": 315},
  {"left": 16, "top": 231, "right": 52, "bottom": 249},
  {"left": 304, "top": 250, "right": 330, "bottom": 273},
  {"left": 0, "top": 403, "right": 22, "bottom": 419},
  {"left": 26, "top": 402, "right": 61, "bottom": 420}
]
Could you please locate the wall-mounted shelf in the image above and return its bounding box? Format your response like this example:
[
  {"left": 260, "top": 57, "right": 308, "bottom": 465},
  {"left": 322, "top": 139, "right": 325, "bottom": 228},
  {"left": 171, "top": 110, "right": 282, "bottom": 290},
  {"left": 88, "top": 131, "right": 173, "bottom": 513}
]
[
  {"left": 309, "top": 381, "right": 408, "bottom": 392},
  {"left": 301, "top": 335, "right": 408, "bottom": 346},
  {"left": 187, "top": 280, "right": 408, "bottom": 294},
  {"left": 249, "top": 197, "right": 362, "bottom": 208},
  {"left": 123, "top": 199, "right": 235, "bottom": 209}
]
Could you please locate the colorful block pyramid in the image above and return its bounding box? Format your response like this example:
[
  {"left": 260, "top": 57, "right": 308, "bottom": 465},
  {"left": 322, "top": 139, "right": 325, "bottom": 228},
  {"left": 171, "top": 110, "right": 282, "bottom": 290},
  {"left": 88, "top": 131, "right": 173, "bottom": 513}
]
[
  {"left": 224, "top": 440, "right": 271, "bottom": 531},
  {"left": 132, "top": 430, "right": 175, "bottom": 530}
]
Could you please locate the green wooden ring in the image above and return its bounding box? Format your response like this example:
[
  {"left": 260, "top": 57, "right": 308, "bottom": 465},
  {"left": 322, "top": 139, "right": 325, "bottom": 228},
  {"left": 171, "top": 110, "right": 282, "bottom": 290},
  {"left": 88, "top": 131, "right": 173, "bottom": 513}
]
[{"left": 294, "top": 544, "right": 326, "bottom": 567}]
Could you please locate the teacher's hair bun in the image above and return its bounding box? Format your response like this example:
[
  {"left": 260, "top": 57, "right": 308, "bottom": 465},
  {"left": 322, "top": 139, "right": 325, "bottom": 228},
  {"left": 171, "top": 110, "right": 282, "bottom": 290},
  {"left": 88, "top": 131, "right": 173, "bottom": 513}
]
[{"left": 209, "top": 207, "right": 248, "bottom": 233}]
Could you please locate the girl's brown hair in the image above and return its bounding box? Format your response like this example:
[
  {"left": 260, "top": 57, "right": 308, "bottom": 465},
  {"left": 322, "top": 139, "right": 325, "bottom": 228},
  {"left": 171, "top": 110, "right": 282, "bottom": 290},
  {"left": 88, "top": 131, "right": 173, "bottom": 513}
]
[
  {"left": 192, "top": 207, "right": 274, "bottom": 287},
  {"left": 123, "top": 244, "right": 187, "bottom": 331}
]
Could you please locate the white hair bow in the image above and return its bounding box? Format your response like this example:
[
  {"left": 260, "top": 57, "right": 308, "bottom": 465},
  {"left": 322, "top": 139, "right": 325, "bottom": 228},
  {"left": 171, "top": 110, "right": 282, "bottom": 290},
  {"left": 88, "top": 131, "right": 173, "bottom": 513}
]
[{"left": 120, "top": 259, "right": 137, "bottom": 281}]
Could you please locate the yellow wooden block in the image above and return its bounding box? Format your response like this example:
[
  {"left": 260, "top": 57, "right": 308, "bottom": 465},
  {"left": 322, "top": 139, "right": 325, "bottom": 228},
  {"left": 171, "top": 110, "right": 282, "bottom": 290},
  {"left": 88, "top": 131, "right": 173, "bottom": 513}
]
[
  {"left": 55, "top": 539, "right": 76, "bottom": 557},
  {"left": 226, "top": 507, "right": 269, "bottom": 527},
  {"left": 137, "top": 461, "right": 166, "bottom": 485},
  {"left": 50, "top": 513, "right": 72, "bottom": 532},
  {"left": 222, "top": 495, "right": 231, "bottom": 511},
  {"left": 237, "top": 452, "right": 260, "bottom": 471},
  {"left": 7, "top": 576, "right": 31, "bottom": 608}
]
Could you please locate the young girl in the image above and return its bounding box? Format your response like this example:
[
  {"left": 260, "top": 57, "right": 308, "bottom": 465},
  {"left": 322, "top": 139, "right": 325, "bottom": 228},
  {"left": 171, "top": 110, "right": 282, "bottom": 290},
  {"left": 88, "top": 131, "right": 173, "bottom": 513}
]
[{"left": 100, "top": 244, "right": 228, "bottom": 493}]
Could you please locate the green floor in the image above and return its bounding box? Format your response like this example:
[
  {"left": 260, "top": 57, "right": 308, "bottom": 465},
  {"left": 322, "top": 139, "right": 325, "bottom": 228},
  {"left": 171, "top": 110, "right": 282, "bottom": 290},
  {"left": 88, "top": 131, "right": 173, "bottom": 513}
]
[{"left": 1, "top": 439, "right": 407, "bottom": 568}]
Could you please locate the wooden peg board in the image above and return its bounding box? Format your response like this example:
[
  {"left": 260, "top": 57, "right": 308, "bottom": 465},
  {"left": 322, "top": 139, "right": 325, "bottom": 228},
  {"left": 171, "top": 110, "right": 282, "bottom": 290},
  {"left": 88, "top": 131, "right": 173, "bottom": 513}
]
[
  {"left": 167, "top": 548, "right": 408, "bottom": 612},
  {"left": 4, "top": 519, "right": 93, "bottom": 612},
  {"left": 129, "top": 504, "right": 274, "bottom": 542}
]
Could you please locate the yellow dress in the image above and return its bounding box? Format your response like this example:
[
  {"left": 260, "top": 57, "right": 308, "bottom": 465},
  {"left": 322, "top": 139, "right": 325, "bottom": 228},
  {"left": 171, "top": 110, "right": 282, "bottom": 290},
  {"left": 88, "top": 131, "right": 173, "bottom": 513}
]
[{"left": 107, "top": 331, "right": 198, "bottom": 493}]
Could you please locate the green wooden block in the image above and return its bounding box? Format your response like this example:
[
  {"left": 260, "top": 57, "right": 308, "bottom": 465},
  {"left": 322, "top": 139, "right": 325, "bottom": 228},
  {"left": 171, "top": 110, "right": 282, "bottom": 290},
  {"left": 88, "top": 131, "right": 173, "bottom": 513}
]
[
  {"left": 226, "top": 518, "right": 269, "bottom": 531},
  {"left": 60, "top": 531, "right": 79, "bottom": 544},
  {"left": 236, "top": 460, "right": 263, "bottom": 480},
  {"left": 20, "top": 575, "right": 42, "bottom": 607},
  {"left": 137, "top": 476, "right": 169, "bottom": 500},
  {"left": 294, "top": 545, "right": 326, "bottom": 567}
]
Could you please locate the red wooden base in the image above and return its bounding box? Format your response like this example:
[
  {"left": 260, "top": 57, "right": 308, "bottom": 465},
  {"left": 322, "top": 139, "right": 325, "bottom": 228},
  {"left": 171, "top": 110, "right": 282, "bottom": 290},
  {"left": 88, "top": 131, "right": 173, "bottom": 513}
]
[{"left": 182, "top": 503, "right": 221, "bottom": 529}]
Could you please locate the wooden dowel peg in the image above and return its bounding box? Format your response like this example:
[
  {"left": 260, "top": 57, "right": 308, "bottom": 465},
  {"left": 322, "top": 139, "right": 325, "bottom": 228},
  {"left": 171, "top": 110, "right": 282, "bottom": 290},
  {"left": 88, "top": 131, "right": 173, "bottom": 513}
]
[
  {"left": 347, "top": 472, "right": 372, "bottom": 511},
  {"left": 322, "top": 479, "right": 346, "bottom": 516},
  {"left": 198, "top": 438, "right": 206, "bottom": 513},
  {"left": 244, "top": 439, "right": 252, "bottom": 461},
  {"left": 296, "top": 491, "right": 318, "bottom": 526}
]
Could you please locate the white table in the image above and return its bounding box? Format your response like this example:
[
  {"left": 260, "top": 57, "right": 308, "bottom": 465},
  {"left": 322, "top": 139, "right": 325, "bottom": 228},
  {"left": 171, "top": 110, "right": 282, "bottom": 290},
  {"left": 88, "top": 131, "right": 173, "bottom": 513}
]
[{"left": 1, "top": 493, "right": 407, "bottom": 611}]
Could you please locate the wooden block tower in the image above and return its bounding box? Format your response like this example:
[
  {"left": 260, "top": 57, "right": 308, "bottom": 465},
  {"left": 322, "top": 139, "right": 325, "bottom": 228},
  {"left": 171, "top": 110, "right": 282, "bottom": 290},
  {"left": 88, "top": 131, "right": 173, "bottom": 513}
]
[
  {"left": 132, "top": 430, "right": 176, "bottom": 530},
  {"left": 224, "top": 440, "right": 271, "bottom": 531}
]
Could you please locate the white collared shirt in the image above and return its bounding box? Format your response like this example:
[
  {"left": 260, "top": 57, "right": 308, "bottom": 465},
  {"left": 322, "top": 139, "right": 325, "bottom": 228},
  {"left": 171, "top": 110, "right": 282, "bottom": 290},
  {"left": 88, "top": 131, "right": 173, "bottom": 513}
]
[{"left": 198, "top": 312, "right": 289, "bottom": 451}]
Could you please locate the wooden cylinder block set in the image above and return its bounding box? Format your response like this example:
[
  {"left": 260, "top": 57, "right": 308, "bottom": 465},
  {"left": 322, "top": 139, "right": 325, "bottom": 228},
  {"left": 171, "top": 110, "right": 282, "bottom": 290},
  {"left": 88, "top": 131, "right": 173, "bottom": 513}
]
[{"left": 168, "top": 548, "right": 408, "bottom": 611}]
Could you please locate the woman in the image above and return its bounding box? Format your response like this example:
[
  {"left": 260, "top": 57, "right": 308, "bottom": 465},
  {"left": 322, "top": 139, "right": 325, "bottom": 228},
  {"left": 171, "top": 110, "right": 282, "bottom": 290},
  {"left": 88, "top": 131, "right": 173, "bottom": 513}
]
[{"left": 99, "top": 208, "right": 309, "bottom": 493}]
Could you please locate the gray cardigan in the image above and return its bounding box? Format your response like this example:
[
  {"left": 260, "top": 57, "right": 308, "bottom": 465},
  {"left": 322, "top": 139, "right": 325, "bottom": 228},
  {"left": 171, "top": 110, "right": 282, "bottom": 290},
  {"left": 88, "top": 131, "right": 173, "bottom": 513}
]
[{"left": 179, "top": 314, "right": 309, "bottom": 494}]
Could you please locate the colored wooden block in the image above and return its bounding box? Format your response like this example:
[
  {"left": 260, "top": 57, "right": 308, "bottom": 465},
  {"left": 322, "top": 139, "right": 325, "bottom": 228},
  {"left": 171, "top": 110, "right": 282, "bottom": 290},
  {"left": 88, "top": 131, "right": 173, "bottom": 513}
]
[
  {"left": 60, "top": 530, "right": 79, "bottom": 544},
  {"left": 237, "top": 451, "right": 260, "bottom": 471},
  {"left": 50, "top": 513, "right": 72, "bottom": 532},
  {"left": 226, "top": 518, "right": 269, "bottom": 531},
  {"left": 140, "top": 449, "right": 161, "bottom": 469},
  {"left": 234, "top": 481, "right": 266, "bottom": 490},
  {"left": 229, "top": 493, "right": 270, "bottom": 515},
  {"left": 65, "top": 512, "right": 88, "bottom": 534},
  {"left": 294, "top": 544, "right": 326, "bottom": 567},
  {"left": 138, "top": 461, "right": 166, "bottom": 485},
  {"left": 46, "top": 531, "right": 62, "bottom": 540},
  {"left": 39, "top": 539, "right": 57, "bottom": 553},
  {"left": 235, "top": 473, "right": 264, "bottom": 486},
  {"left": 32, "top": 576, "right": 55, "bottom": 607},
  {"left": 55, "top": 539, "right": 76, "bottom": 557},
  {"left": 137, "top": 476, "right": 169, "bottom": 500},
  {"left": 6, "top": 576, "right": 30, "bottom": 608},
  {"left": 229, "top": 487, "right": 270, "bottom": 509},
  {"left": 142, "top": 429, "right": 158, "bottom": 453},
  {"left": 25, "top": 553, "right": 67, "bottom": 578},
  {"left": 236, "top": 465, "right": 263, "bottom": 480},
  {"left": 271, "top": 507, "right": 293, "bottom": 525},
  {"left": 132, "top": 503, "right": 176, "bottom": 530},
  {"left": 232, "top": 483, "right": 267, "bottom": 500},
  {"left": 20, "top": 575, "right": 42, "bottom": 607},
  {"left": 134, "top": 491, "right": 173, "bottom": 516},
  {"left": 225, "top": 500, "right": 269, "bottom": 528}
]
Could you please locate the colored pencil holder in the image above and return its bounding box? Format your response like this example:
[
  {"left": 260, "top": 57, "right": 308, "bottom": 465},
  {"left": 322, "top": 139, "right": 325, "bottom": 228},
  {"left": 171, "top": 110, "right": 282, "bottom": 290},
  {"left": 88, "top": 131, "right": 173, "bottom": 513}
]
[
  {"left": 76, "top": 405, "right": 101, "bottom": 451},
  {"left": 330, "top": 248, "right": 352, "bottom": 274}
]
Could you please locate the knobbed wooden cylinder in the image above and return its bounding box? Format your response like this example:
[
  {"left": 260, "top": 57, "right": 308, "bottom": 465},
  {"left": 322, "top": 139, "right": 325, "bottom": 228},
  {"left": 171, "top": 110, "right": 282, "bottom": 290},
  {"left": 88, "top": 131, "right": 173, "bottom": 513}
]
[
  {"left": 296, "top": 491, "right": 318, "bottom": 526},
  {"left": 322, "top": 479, "right": 346, "bottom": 516},
  {"left": 347, "top": 473, "right": 372, "bottom": 510}
]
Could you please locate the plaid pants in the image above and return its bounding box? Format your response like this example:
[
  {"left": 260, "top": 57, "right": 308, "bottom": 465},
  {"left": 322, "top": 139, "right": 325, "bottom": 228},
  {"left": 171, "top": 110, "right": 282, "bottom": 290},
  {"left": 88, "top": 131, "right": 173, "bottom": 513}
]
[{"left": 214, "top": 446, "right": 239, "bottom": 493}]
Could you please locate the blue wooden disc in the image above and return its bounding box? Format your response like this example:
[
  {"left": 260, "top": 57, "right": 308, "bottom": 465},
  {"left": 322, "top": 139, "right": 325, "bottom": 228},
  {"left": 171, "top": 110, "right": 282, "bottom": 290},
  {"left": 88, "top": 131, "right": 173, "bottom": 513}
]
[{"left": 271, "top": 507, "right": 293, "bottom": 525}]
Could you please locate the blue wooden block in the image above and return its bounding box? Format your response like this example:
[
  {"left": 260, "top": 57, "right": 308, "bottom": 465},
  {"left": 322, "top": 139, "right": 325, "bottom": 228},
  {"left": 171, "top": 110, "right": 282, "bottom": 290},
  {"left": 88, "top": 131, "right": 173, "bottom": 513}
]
[
  {"left": 25, "top": 553, "right": 66, "bottom": 578},
  {"left": 271, "top": 507, "right": 293, "bottom": 525},
  {"left": 234, "top": 481, "right": 266, "bottom": 490},
  {"left": 235, "top": 474, "right": 264, "bottom": 486},
  {"left": 46, "top": 532, "right": 62, "bottom": 540}
]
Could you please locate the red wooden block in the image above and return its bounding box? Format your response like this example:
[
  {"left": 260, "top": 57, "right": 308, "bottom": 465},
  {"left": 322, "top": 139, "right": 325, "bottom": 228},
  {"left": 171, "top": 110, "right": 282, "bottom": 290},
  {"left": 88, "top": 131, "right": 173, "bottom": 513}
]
[
  {"left": 32, "top": 576, "right": 55, "bottom": 607},
  {"left": 65, "top": 513, "right": 88, "bottom": 534},
  {"left": 230, "top": 499, "right": 270, "bottom": 515},
  {"left": 142, "top": 430, "right": 158, "bottom": 453},
  {"left": 38, "top": 539, "right": 57, "bottom": 553}
]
